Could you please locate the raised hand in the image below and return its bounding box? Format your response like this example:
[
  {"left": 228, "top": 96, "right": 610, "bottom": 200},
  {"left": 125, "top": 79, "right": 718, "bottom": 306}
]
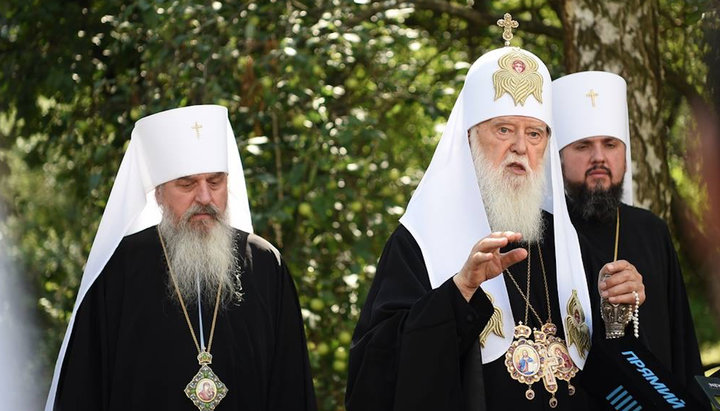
[{"left": 453, "top": 231, "right": 528, "bottom": 302}]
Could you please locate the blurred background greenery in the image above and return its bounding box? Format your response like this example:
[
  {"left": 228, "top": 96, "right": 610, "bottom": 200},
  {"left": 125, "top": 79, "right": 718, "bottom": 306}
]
[{"left": 1, "top": 1, "right": 719, "bottom": 409}]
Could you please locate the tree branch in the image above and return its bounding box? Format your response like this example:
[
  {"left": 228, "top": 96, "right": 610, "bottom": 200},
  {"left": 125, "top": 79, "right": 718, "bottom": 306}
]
[
  {"left": 664, "top": 65, "right": 705, "bottom": 103},
  {"left": 344, "top": 1, "right": 402, "bottom": 28},
  {"left": 345, "top": 0, "right": 563, "bottom": 39},
  {"left": 409, "top": 0, "right": 563, "bottom": 38}
]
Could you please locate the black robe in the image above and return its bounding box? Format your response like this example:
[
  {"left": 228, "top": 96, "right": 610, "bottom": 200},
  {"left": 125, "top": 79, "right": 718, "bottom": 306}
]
[
  {"left": 54, "top": 226, "right": 317, "bottom": 411},
  {"left": 346, "top": 212, "right": 597, "bottom": 411},
  {"left": 569, "top": 202, "right": 704, "bottom": 397}
]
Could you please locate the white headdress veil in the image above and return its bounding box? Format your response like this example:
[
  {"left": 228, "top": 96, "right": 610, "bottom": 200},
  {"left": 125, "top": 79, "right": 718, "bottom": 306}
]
[{"left": 45, "top": 105, "right": 253, "bottom": 410}]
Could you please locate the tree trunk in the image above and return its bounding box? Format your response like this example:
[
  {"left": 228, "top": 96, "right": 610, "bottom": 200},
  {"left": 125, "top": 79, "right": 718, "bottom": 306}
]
[{"left": 558, "top": 0, "right": 670, "bottom": 220}]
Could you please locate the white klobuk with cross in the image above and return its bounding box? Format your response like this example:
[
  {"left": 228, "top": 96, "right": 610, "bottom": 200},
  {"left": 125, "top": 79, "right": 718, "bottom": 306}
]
[{"left": 552, "top": 71, "right": 634, "bottom": 204}]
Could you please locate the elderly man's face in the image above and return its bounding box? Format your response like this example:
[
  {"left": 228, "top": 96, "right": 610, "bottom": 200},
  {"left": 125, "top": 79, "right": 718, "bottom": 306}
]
[
  {"left": 469, "top": 115, "right": 549, "bottom": 178},
  {"left": 156, "top": 172, "right": 228, "bottom": 229},
  {"left": 560, "top": 136, "right": 626, "bottom": 191}
]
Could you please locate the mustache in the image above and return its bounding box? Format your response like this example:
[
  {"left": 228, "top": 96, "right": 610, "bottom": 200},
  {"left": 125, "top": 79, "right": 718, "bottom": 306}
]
[
  {"left": 502, "top": 154, "right": 531, "bottom": 171},
  {"left": 585, "top": 165, "right": 612, "bottom": 178},
  {"left": 182, "top": 204, "right": 220, "bottom": 222}
]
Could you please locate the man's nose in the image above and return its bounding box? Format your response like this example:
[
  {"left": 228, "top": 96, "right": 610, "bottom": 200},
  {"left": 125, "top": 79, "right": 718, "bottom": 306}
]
[
  {"left": 194, "top": 181, "right": 213, "bottom": 205},
  {"left": 510, "top": 132, "right": 527, "bottom": 154},
  {"left": 590, "top": 145, "right": 606, "bottom": 164}
]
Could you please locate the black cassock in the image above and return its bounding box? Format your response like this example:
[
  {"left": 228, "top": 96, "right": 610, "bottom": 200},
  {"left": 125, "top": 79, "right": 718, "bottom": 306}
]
[
  {"left": 569, "top": 202, "right": 704, "bottom": 396},
  {"left": 346, "top": 212, "right": 599, "bottom": 411},
  {"left": 54, "top": 226, "right": 317, "bottom": 411}
]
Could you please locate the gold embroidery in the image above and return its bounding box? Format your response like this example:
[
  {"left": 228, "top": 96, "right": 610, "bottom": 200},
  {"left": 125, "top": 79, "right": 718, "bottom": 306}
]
[
  {"left": 492, "top": 51, "right": 544, "bottom": 106},
  {"left": 191, "top": 121, "right": 203, "bottom": 138},
  {"left": 586, "top": 89, "right": 599, "bottom": 107},
  {"left": 564, "top": 290, "right": 591, "bottom": 358},
  {"left": 479, "top": 292, "right": 504, "bottom": 347}
]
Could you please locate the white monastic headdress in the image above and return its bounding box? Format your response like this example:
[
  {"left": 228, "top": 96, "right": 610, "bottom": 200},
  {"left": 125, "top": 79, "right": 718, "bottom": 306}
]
[
  {"left": 552, "top": 71, "right": 634, "bottom": 204},
  {"left": 45, "top": 105, "right": 253, "bottom": 410},
  {"left": 399, "top": 25, "right": 592, "bottom": 367}
]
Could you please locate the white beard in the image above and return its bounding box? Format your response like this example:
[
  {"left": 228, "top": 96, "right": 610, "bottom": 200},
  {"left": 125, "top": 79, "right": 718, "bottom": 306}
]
[
  {"left": 470, "top": 141, "right": 547, "bottom": 243},
  {"left": 158, "top": 204, "right": 237, "bottom": 306}
]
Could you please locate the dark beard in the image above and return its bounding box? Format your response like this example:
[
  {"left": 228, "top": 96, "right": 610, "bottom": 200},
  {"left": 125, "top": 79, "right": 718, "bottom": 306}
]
[{"left": 566, "top": 180, "right": 623, "bottom": 222}]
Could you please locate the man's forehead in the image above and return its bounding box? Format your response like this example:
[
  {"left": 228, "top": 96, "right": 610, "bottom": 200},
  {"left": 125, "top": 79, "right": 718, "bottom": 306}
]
[
  {"left": 488, "top": 115, "right": 547, "bottom": 127},
  {"left": 477, "top": 116, "right": 549, "bottom": 133},
  {"left": 573, "top": 135, "right": 625, "bottom": 145},
  {"left": 175, "top": 172, "right": 227, "bottom": 181}
]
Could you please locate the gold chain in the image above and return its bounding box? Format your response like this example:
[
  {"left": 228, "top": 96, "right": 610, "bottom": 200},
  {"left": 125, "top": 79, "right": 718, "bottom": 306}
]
[
  {"left": 504, "top": 246, "right": 542, "bottom": 325},
  {"left": 522, "top": 247, "right": 532, "bottom": 324},
  {"left": 158, "top": 231, "right": 223, "bottom": 354},
  {"left": 536, "top": 243, "right": 552, "bottom": 324},
  {"left": 613, "top": 207, "right": 620, "bottom": 262},
  {"left": 504, "top": 244, "right": 552, "bottom": 326}
]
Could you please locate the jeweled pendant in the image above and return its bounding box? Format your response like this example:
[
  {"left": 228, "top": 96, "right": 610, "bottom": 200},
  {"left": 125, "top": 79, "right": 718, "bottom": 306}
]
[
  {"left": 184, "top": 351, "right": 228, "bottom": 410},
  {"left": 505, "top": 323, "right": 546, "bottom": 398},
  {"left": 543, "top": 322, "right": 578, "bottom": 398}
]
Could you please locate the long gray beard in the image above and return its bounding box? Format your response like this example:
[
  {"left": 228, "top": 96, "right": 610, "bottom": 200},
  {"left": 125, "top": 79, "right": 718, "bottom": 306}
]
[
  {"left": 470, "top": 141, "right": 547, "bottom": 243},
  {"left": 158, "top": 204, "right": 237, "bottom": 306}
]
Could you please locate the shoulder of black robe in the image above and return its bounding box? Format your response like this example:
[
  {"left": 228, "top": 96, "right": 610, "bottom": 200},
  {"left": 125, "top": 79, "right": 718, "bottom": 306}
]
[
  {"left": 54, "top": 226, "right": 317, "bottom": 411},
  {"left": 345, "top": 224, "right": 497, "bottom": 411},
  {"left": 571, "top": 203, "right": 703, "bottom": 394}
]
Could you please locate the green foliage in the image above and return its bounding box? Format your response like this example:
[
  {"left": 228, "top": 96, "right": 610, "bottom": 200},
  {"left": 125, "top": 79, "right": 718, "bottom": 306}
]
[
  {"left": 0, "top": 1, "right": 462, "bottom": 407},
  {"left": 1, "top": 1, "right": 717, "bottom": 409},
  {"left": 661, "top": 1, "right": 720, "bottom": 348}
]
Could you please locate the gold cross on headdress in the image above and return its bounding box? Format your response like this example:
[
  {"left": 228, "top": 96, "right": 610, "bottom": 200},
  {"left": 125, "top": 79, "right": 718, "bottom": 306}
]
[
  {"left": 497, "top": 13, "right": 519, "bottom": 46},
  {"left": 191, "top": 121, "right": 203, "bottom": 138},
  {"left": 586, "top": 89, "right": 599, "bottom": 107}
]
